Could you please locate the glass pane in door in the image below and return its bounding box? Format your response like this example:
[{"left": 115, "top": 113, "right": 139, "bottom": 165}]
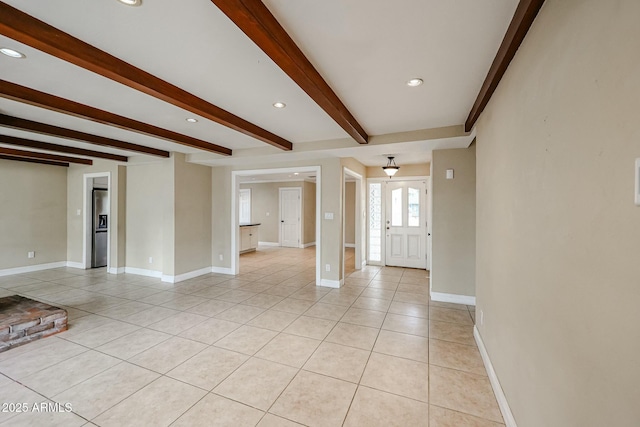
[
  {"left": 391, "top": 188, "right": 403, "bottom": 226},
  {"left": 368, "top": 183, "right": 382, "bottom": 262},
  {"left": 408, "top": 187, "right": 420, "bottom": 227}
]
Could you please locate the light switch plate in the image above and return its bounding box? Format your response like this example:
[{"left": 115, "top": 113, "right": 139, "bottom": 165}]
[
  {"left": 446, "top": 169, "right": 454, "bottom": 180},
  {"left": 324, "top": 212, "right": 334, "bottom": 220},
  {"left": 635, "top": 158, "right": 640, "bottom": 206}
]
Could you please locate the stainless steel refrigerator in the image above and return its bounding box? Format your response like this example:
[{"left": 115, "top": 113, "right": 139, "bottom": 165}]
[{"left": 92, "top": 189, "right": 108, "bottom": 268}]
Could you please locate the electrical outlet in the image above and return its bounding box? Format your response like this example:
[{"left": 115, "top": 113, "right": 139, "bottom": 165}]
[
  {"left": 27, "top": 251, "right": 35, "bottom": 259},
  {"left": 325, "top": 264, "right": 330, "bottom": 272},
  {"left": 76, "top": 209, "right": 81, "bottom": 216},
  {"left": 480, "top": 310, "right": 484, "bottom": 326},
  {"left": 148, "top": 257, "right": 153, "bottom": 264},
  {"left": 219, "top": 254, "right": 223, "bottom": 261}
]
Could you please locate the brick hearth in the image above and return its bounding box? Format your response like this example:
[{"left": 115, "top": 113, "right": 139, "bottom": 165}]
[{"left": 0, "top": 295, "right": 68, "bottom": 353}]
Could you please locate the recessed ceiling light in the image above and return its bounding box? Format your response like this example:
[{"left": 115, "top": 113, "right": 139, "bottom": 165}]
[
  {"left": 273, "top": 102, "right": 286, "bottom": 109},
  {"left": 407, "top": 78, "right": 423, "bottom": 87},
  {"left": 185, "top": 118, "right": 198, "bottom": 123},
  {"left": 0, "top": 48, "right": 26, "bottom": 59},
  {"left": 294, "top": 173, "right": 299, "bottom": 176},
  {"left": 117, "top": 0, "right": 142, "bottom": 6}
]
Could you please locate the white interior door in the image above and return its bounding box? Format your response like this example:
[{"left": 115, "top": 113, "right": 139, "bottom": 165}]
[
  {"left": 385, "top": 181, "right": 427, "bottom": 269},
  {"left": 280, "top": 188, "right": 301, "bottom": 248}
]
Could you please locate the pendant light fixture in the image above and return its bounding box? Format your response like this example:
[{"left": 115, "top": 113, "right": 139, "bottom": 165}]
[{"left": 382, "top": 156, "right": 400, "bottom": 177}]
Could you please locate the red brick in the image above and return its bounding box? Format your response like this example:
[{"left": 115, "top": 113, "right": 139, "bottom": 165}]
[
  {"left": 40, "top": 312, "right": 66, "bottom": 324},
  {"left": 10, "top": 319, "right": 40, "bottom": 332},
  {"left": 1, "top": 330, "right": 26, "bottom": 342},
  {"left": 0, "top": 295, "right": 67, "bottom": 352},
  {"left": 26, "top": 322, "right": 54, "bottom": 336}
]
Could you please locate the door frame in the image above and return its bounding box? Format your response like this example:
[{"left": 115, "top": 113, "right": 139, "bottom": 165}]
[
  {"left": 384, "top": 179, "right": 427, "bottom": 269},
  {"left": 279, "top": 187, "right": 302, "bottom": 248},
  {"left": 342, "top": 168, "right": 364, "bottom": 279},
  {"left": 231, "top": 166, "right": 322, "bottom": 286},
  {"left": 83, "top": 172, "right": 111, "bottom": 270},
  {"left": 366, "top": 176, "right": 430, "bottom": 268}
]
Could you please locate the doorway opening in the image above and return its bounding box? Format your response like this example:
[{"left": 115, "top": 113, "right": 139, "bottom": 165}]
[
  {"left": 231, "top": 166, "right": 321, "bottom": 285},
  {"left": 343, "top": 168, "right": 363, "bottom": 279},
  {"left": 83, "top": 172, "right": 111, "bottom": 270}
]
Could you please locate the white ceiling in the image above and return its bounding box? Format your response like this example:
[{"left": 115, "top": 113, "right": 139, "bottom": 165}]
[{"left": 0, "top": 0, "right": 518, "bottom": 166}]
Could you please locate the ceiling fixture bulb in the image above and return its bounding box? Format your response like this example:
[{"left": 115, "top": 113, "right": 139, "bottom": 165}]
[
  {"left": 117, "top": 0, "right": 142, "bottom": 6},
  {"left": 0, "top": 47, "right": 26, "bottom": 59},
  {"left": 273, "top": 102, "right": 286, "bottom": 109},
  {"left": 382, "top": 156, "right": 400, "bottom": 177},
  {"left": 407, "top": 78, "right": 423, "bottom": 87},
  {"left": 185, "top": 118, "right": 198, "bottom": 123}
]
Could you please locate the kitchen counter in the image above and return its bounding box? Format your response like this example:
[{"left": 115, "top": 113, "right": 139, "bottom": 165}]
[{"left": 239, "top": 224, "right": 260, "bottom": 253}]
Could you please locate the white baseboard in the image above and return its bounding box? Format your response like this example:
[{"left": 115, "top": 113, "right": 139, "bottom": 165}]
[
  {"left": 108, "top": 267, "right": 125, "bottom": 275},
  {"left": 211, "top": 266, "right": 234, "bottom": 275},
  {"left": 258, "top": 241, "right": 280, "bottom": 247},
  {"left": 66, "top": 262, "right": 85, "bottom": 270},
  {"left": 361, "top": 260, "right": 367, "bottom": 269},
  {"left": 319, "top": 278, "right": 343, "bottom": 288},
  {"left": 302, "top": 242, "right": 316, "bottom": 248},
  {"left": 0, "top": 261, "right": 67, "bottom": 277},
  {"left": 124, "top": 267, "right": 162, "bottom": 278},
  {"left": 344, "top": 243, "right": 356, "bottom": 248},
  {"left": 474, "top": 326, "right": 517, "bottom": 427},
  {"left": 162, "top": 267, "right": 212, "bottom": 284},
  {"left": 431, "top": 291, "right": 476, "bottom": 306}
]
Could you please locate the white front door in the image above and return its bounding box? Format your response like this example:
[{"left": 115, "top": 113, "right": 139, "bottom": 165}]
[
  {"left": 385, "top": 181, "right": 427, "bottom": 269},
  {"left": 280, "top": 187, "right": 301, "bottom": 248}
]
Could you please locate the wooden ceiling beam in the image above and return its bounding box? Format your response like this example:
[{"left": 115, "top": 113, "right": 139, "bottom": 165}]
[
  {"left": 211, "top": 0, "right": 369, "bottom": 145},
  {"left": 0, "top": 154, "right": 69, "bottom": 167},
  {"left": 465, "top": 0, "right": 546, "bottom": 132},
  {"left": 0, "top": 2, "right": 290, "bottom": 151},
  {"left": 0, "top": 114, "right": 168, "bottom": 158},
  {"left": 0, "top": 134, "right": 127, "bottom": 162},
  {"left": 0, "top": 146, "right": 92, "bottom": 165},
  {"left": 0, "top": 80, "right": 232, "bottom": 156}
]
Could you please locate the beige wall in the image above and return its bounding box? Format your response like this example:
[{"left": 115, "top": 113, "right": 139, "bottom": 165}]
[
  {"left": 476, "top": 0, "right": 640, "bottom": 425},
  {"left": 174, "top": 154, "right": 212, "bottom": 275},
  {"left": 125, "top": 161, "right": 167, "bottom": 272},
  {"left": 431, "top": 147, "right": 476, "bottom": 297},
  {"left": 366, "top": 163, "right": 430, "bottom": 179},
  {"left": 67, "top": 160, "right": 126, "bottom": 269},
  {"left": 303, "top": 181, "right": 316, "bottom": 245},
  {"left": 344, "top": 182, "right": 356, "bottom": 245},
  {"left": 211, "top": 165, "right": 232, "bottom": 269},
  {"left": 0, "top": 160, "right": 67, "bottom": 270}
]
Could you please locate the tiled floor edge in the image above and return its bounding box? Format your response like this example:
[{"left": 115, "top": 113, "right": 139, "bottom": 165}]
[{"left": 474, "top": 325, "right": 517, "bottom": 427}]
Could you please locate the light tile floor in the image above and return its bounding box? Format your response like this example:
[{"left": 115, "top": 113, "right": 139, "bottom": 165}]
[{"left": 0, "top": 247, "right": 503, "bottom": 426}]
